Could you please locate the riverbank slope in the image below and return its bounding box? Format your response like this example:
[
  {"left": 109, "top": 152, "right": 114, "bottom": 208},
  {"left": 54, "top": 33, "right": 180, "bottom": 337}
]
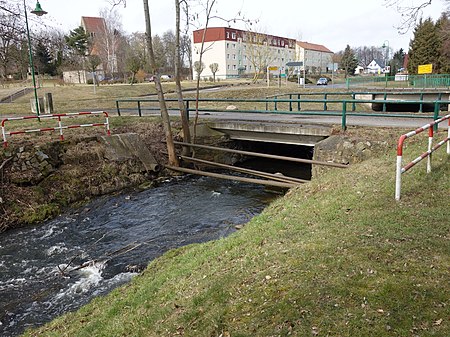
[{"left": 25, "top": 136, "right": 449, "bottom": 336}]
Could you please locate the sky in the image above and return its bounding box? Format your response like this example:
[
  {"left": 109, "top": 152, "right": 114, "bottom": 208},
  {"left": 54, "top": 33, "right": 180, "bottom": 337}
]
[{"left": 33, "top": 0, "right": 447, "bottom": 52}]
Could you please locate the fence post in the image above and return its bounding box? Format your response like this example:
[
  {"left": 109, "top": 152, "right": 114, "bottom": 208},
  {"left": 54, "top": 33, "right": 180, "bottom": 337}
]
[
  {"left": 116, "top": 100, "right": 121, "bottom": 116},
  {"left": 289, "top": 94, "right": 292, "bottom": 111},
  {"left": 383, "top": 93, "right": 387, "bottom": 112},
  {"left": 323, "top": 94, "right": 328, "bottom": 111},
  {"left": 137, "top": 101, "right": 142, "bottom": 117},
  {"left": 274, "top": 97, "right": 278, "bottom": 111},
  {"left": 298, "top": 94, "right": 301, "bottom": 111},
  {"left": 352, "top": 93, "right": 356, "bottom": 111},
  {"left": 342, "top": 101, "right": 347, "bottom": 130}
]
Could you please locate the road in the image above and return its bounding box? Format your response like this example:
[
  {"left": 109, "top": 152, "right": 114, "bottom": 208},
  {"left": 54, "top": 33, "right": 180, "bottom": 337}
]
[{"left": 119, "top": 108, "right": 449, "bottom": 130}]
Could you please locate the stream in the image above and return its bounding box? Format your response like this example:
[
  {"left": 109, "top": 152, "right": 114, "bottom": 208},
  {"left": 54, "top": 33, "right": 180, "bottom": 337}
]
[{"left": 0, "top": 175, "right": 277, "bottom": 336}]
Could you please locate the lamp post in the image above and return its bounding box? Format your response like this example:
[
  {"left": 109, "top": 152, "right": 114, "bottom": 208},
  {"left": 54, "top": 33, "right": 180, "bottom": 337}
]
[
  {"left": 382, "top": 40, "right": 390, "bottom": 73},
  {"left": 382, "top": 40, "right": 389, "bottom": 88},
  {"left": 24, "top": 0, "right": 47, "bottom": 116}
]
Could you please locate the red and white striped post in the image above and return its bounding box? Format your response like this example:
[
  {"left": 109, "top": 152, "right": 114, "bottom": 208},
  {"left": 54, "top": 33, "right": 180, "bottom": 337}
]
[
  {"left": 2, "top": 111, "right": 111, "bottom": 148},
  {"left": 395, "top": 114, "right": 450, "bottom": 200}
]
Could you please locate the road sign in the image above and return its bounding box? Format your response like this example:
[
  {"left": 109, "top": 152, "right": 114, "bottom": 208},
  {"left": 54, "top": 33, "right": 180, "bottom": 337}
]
[
  {"left": 268, "top": 66, "right": 278, "bottom": 71},
  {"left": 418, "top": 64, "right": 433, "bottom": 74},
  {"left": 286, "top": 61, "right": 303, "bottom": 67}
]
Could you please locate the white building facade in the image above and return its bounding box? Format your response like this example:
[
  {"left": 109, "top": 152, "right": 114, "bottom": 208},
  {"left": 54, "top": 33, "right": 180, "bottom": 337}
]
[
  {"left": 296, "top": 41, "right": 334, "bottom": 74},
  {"left": 192, "top": 27, "right": 296, "bottom": 79}
]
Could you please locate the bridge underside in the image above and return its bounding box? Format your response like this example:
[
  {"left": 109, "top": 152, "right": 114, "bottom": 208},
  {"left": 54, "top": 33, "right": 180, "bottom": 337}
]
[{"left": 208, "top": 121, "right": 331, "bottom": 146}]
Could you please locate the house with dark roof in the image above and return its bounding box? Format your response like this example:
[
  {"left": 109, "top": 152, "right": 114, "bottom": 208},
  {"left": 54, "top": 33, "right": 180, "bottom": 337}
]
[
  {"left": 296, "top": 41, "right": 334, "bottom": 74},
  {"left": 367, "top": 59, "right": 388, "bottom": 74}
]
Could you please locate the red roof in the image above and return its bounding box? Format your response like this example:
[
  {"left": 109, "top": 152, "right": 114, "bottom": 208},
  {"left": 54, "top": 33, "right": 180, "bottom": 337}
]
[
  {"left": 81, "top": 16, "right": 106, "bottom": 35},
  {"left": 297, "top": 41, "right": 333, "bottom": 54}
]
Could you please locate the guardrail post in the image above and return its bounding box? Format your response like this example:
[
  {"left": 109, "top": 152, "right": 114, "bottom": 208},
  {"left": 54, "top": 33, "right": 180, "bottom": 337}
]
[
  {"left": 433, "top": 101, "right": 440, "bottom": 131},
  {"left": 289, "top": 94, "right": 293, "bottom": 111},
  {"left": 137, "top": 101, "right": 142, "bottom": 117},
  {"left": 419, "top": 93, "right": 424, "bottom": 112},
  {"left": 297, "top": 94, "right": 301, "bottom": 111},
  {"left": 116, "top": 100, "right": 121, "bottom": 116},
  {"left": 265, "top": 97, "right": 268, "bottom": 111},
  {"left": 323, "top": 94, "right": 328, "bottom": 111},
  {"left": 342, "top": 101, "right": 347, "bottom": 130},
  {"left": 185, "top": 100, "right": 190, "bottom": 121},
  {"left": 383, "top": 93, "right": 387, "bottom": 112},
  {"left": 352, "top": 93, "right": 356, "bottom": 111},
  {"left": 274, "top": 97, "right": 278, "bottom": 111}
]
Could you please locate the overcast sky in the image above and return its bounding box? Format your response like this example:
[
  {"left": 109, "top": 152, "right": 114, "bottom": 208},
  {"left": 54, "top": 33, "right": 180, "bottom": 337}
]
[{"left": 35, "top": 0, "right": 447, "bottom": 52}]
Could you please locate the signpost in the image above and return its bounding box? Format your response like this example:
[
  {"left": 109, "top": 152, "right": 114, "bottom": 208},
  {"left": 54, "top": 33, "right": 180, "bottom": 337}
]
[
  {"left": 418, "top": 64, "right": 433, "bottom": 88},
  {"left": 267, "top": 66, "right": 279, "bottom": 87},
  {"left": 286, "top": 61, "right": 304, "bottom": 88}
]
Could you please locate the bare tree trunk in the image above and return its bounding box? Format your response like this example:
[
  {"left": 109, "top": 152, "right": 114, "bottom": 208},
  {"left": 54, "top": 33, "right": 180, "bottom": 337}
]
[
  {"left": 143, "top": 0, "right": 179, "bottom": 167},
  {"left": 193, "top": 0, "right": 216, "bottom": 145},
  {"left": 175, "top": 0, "right": 191, "bottom": 156}
]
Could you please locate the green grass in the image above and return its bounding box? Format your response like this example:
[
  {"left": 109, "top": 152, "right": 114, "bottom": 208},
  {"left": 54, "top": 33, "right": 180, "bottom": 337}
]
[{"left": 24, "top": 137, "right": 449, "bottom": 337}]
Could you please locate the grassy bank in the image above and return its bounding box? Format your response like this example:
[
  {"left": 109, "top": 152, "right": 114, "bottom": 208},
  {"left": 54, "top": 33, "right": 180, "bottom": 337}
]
[{"left": 26, "top": 136, "right": 449, "bottom": 336}]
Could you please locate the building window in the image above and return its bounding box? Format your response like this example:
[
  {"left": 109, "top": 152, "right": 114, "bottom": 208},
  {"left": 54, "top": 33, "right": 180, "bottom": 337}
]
[
  {"left": 227, "top": 43, "right": 230, "bottom": 48},
  {"left": 233, "top": 65, "right": 237, "bottom": 70},
  {"left": 244, "top": 65, "right": 247, "bottom": 70},
  {"left": 226, "top": 32, "right": 230, "bottom": 38},
  {"left": 233, "top": 54, "right": 236, "bottom": 60},
  {"left": 281, "top": 40, "right": 284, "bottom": 47},
  {"left": 249, "top": 65, "right": 252, "bottom": 70},
  {"left": 232, "top": 32, "right": 236, "bottom": 39},
  {"left": 227, "top": 54, "right": 230, "bottom": 59},
  {"left": 227, "top": 65, "right": 230, "bottom": 70},
  {"left": 232, "top": 43, "right": 236, "bottom": 49}
]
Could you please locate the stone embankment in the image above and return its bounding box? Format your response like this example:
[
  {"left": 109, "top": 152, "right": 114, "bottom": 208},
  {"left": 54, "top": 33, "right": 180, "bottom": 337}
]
[{"left": 0, "top": 132, "right": 162, "bottom": 232}]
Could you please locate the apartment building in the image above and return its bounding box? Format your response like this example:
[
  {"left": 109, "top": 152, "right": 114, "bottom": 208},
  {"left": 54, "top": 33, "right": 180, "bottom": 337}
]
[
  {"left": 192, "top": 27, "right": 296, "bottom": 79},
  {"left": 296, "top": 41, "right": 334, "bottom": 74}
]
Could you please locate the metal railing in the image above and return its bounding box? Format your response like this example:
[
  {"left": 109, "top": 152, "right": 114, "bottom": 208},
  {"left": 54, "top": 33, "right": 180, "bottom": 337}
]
[
  {"left": 2, "top": 111, "right": 111, "bottom": 147},
  {"left": 115, "top": 96, "right": 449, "bottom": 131},
  {"left": 346, "top": 74, "right": 450, "bottom": 89},
  {"left": 395, "top": 114, "right": 450, "bottom": 200}
]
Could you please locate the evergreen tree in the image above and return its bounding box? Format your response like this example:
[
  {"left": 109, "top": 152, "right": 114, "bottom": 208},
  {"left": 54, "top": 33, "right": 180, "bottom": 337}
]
[
  {"left": 391, "top": 48, "right": 406, "bottom": 74},
  {"left": 436, "top": 13, "right": 450, "bottom": 73},
  {"left": 34, "top": 41, "right": 57, "bottom": 76},
  {"left": 64, "top": 26, "right": 90, "bottom": 70},
  {"left": 407, "top": 18, "right": 440, "bottom": 74},
  {"left": 340, "top": 45, "right": 358, "bottom": 78}
]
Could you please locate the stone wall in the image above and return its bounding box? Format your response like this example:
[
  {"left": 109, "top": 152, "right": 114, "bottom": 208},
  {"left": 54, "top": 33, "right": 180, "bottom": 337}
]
[{"left": 312, "top": 135, "right": 390, "bottom": 178}]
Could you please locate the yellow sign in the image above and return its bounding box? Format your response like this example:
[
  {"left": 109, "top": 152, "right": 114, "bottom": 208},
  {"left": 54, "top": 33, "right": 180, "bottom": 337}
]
[
  {"left": 268, "top": 66, "right": 278, "bottom": 71},
  {"left": 418, "top": 64, "right": 433, "bottom": 74}
]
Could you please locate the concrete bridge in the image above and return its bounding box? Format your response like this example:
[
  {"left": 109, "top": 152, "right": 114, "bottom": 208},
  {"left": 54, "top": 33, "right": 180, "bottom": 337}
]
[{"left": 208, "top": 121, "right": 331, "bottom": 146}]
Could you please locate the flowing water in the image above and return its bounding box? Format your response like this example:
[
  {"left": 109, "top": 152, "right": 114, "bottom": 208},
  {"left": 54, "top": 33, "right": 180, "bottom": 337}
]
[{"left": 0, "top": 176, "right": 276, "bottom": 336}]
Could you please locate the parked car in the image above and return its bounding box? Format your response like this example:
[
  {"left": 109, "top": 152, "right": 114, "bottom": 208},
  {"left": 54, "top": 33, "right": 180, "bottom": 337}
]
[
  {"left": 160, "top": 75, "right": 172, "bottom": 81},
  {"left": 316, "top": 77, "right": 328, "bottom": 85}
]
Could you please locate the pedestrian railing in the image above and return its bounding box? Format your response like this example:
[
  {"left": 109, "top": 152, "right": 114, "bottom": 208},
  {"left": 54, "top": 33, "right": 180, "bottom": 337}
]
[
  {"left": 2, "top": 111, "right": 111, "bottom": 148},
  {"left": 395, "top": 114, "right": 450, "bottom": 200},
  {"left": 115, "top": 96, "right": 449, "bottom": 131}
]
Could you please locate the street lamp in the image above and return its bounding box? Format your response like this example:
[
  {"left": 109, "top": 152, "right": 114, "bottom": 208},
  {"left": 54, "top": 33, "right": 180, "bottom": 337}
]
[
  {"left": 24, "top": 0, "right": 47, "bottom": 116},
  {"left": 382, "top": 40, "right": 390, "bottom": 74}
]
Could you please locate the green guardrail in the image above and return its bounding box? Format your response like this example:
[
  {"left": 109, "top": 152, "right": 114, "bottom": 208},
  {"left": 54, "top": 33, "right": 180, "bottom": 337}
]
[
  {"left": 346, "top": 74, "right": 450, "bottom": 89},
  {"left": 115, "top": 96, "right": 449, "bottom": 131}
]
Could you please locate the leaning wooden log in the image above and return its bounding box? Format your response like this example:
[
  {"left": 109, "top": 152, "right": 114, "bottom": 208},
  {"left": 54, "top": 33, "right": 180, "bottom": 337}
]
[
  {"left": 165, "top": 165, "right": 300, "bottom": 189},
  {"left": 173, "top": 141, "right": 348, "bottom": 168},
  {"left": 180, "top": 155, "right": 308, "bottom": 184}
]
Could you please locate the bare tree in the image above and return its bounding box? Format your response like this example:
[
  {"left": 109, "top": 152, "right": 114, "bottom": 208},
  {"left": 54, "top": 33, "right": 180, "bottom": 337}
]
[
  {"left": 175, "top": 0, "right": 191, "bottom": 156},
  {"left": 385, "top": 0, "right": 450, "bottom": 33},
  {"left": 143, "top": 0, "right": 178, "bottom": 167},
  {"left": 245, "top": 30, "right": 276, "bottom": 83},
  {"left": 209, "top": 62, "right": 218, "bottom": 82}
]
